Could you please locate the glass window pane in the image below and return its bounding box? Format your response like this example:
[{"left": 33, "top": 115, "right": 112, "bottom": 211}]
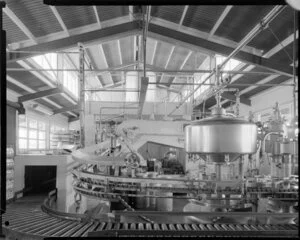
[
  {"left": 38, "top": 122, "right": 46, "bottom": 130},
  {"left": 29, "top": 130, "right": 37, "bottom": 139},
  {"left": 29, "top": 140, "right": 37, "bottom": 149},
  {"left": 19, "top": 116, "right": 27, "bottom": 127},
  {"left": 19, "top": 139, "right": 27, "bottom": 149},
  {"left": 19, "top": 128, "right": 27, "bottom": 138},
  {"left": 29, "top": 119, "right": 37, "bottom": 128},
  {"left": 39, "top": 131, "right": 46, "bottom": 139},
  {"left": 39, "top": 140, "right": 45, "bottom": 149}
]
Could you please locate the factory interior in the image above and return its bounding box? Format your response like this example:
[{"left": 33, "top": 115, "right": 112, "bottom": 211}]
[{"left": 0, "top": 1, "right": 299, "bottom": 238}]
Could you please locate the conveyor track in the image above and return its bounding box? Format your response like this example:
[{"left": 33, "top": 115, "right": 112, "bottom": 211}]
[{"left": 1, "top": 199, "right": 298, "bottom": 239}]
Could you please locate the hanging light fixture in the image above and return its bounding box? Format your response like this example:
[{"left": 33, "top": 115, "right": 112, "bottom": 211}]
[{"left": 286, "top": 0, "right": 300, "bottom": 11}]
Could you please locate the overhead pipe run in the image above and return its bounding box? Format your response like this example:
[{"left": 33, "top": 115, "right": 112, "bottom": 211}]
[
  {"left": 167, "top": 5, "right": 286, "bottom": 117},
  {"left": 6, "top": 68, "right": 280, "bottom": 75}
]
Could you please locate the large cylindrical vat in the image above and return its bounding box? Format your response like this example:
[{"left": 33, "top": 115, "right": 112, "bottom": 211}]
[{"left": 185, "top": 114, "right": 257, "bottom": 154}]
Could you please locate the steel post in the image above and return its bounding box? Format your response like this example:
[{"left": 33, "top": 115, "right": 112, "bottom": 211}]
[{"left": 78, "top": 43, "right": 85, "bottom": 148}]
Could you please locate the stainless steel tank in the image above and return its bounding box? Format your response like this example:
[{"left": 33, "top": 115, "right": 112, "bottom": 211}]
[{"left": 185, "top": 108, "right": 257, "bottom": 154}]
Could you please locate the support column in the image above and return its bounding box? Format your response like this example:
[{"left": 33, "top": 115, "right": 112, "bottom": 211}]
[
  {"left": 78, "top": 43, "right": 85, "bottom": 148},
  {"left": 0, "top": 2, "right": 7, "bottom": 237}
]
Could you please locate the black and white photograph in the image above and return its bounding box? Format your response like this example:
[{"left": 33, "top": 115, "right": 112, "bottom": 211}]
[{"left": 0, "top": 0, "right": 298, "bottom": 238}]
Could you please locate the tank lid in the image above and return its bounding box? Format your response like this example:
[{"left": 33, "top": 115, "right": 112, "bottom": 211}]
[{"left": 190, "top": 107, "right": 256, "bottom": 125}]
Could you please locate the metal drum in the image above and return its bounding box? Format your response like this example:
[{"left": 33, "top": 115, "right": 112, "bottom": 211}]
[{"left": 185, "top": 109, "right": 257, "bottom": 155}]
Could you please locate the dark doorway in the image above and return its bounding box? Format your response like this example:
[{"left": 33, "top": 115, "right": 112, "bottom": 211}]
[{"left": 24, "top": 166, "right": 57, "bottom": 196}]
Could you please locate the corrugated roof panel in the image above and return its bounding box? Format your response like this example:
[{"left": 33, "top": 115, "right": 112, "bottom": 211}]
[
  {"left": 167, "top": 46, "right": 191, "bottom": 70},
  {"left": 183, "top": 6, "right": 226, "bottom": 33},
  {"left": 6, "top": 0, "right": 63, "bottom": 37},
  {"left": 269, "top": 41, "right": 298, "bottom": 66},
  {"left": 248, "top": 7, "right": 296, "bottom": 52},
  {"left": 96, "top": 6, "right": 129, "bottom": 22},
  {"left": 3, "top": 13, "right": 29, "bottom": 44},
  {"left": 56, "top": 6, "right": 97, "bottom": 29},
  {"left": 243, "top": 75, "right": 290, "bottom": 98},
  {"left": 182, "top": 52, "right": 207, "bottom": 70},
  {"left": 7, "top": 62, "right": 50, "bottom": 91},
  {"left": 7, "top": 81, "right": 29, "bottom": 95},
  {"left": 146, "top": 38, "right": 156, "bottom": 65},
  {"left": 35, "top": 98, "right": 59, "bottom": 110},
  {"left": 153, "top": 41, "right": 173, "bottom": 68},
  {"left": 102, "top": 41, "right": 121, "bottom": 67},
  {"left": 120, "top": 35, "right": 134, "bottom": 65},
  {"left": 86, "top": 45, "right": 106, "bottom": 69},
  {"left": 214, "top": 5, "right": 274, "bottom": 43},
  {"left": 151, "top": 6, "right": 185, "bottom": 24},
  {"left": 47, "top": 94, "right": 71, "bottom": 107},
  {"left": 230, "top": 67, "right": 275, "bottom": 92}
]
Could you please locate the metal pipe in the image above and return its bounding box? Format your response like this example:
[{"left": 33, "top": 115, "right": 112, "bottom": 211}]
[
  {"left": 167, "top": 5, "right": 285, "bottom": 117},
  {"left": 292, "top": 10, "right": 297, "bottom": 120},
  {"left": 6, "top": 68, "right": 280, "bottom": 75},
  {"left": 153, "top": 83, "right": 295, "bottom": 86},
  {"left": 7, "top": 50, "right": 79, "bottom": 54},
  {"left": 78, "top": 43, "right": 85, "bottom": 148}
]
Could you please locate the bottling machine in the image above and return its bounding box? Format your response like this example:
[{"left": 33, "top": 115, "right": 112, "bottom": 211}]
[{"left": 1, "top": 102, "right": 298, "bottom": 238}]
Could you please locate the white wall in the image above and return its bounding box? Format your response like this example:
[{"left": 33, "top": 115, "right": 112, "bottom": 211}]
[
  {"left": 250, "top": 84, "right": 296, "bottom": 122},
  {"left": 225, "top": 83, "right": 297, "bottom": 121}
]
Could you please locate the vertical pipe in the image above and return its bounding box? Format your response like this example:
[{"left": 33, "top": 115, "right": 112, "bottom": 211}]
[
  {"left": 292, "top": 10, "right": 297, "bottom": 120},
  {"left": 78, "top": 43, "right": 85, "bottom": 148},
  {"left": 0, "top": 3, "right": 6, "bottom": 237}
]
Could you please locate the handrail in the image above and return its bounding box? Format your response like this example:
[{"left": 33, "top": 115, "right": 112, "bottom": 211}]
[
  {"left": 112, "top": 210, "right": 299, "bottom": 218},
  {"left": 41, "top": 189, "right": 87, "bottom": 221}
]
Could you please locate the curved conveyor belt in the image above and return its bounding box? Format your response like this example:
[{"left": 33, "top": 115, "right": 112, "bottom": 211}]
[{"left": 1, "top": 198, "right": 298, "bottom": 238}]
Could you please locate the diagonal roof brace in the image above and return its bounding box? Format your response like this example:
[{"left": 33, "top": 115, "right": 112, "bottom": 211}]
[
  {"left": 7, "top": 100, "right": 26, "bottom": 115},
  {"left": 147, "top": 23, "right": 294, "bottom": 78},
  {"left": 68, "top": 116, "right": 79, "bottom": 123},
  {"left": 18, "top": 87, "right": 63, "bottom": 103},
  {"left": 53, "top": 104, "right": 79, "bottom": 115},
  {"left": 7, "top": 20, "right": 141, "bottom": 63}
]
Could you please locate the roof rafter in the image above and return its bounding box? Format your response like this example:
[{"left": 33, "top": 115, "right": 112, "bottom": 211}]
[
  {"left": 18, "top": 87, "right": 63, "bottom": 103},
  {"left": 168, "top": 50, "right": 192, "bottom": 86},
  {"left": 53, "top": 104, "right": 79, "bottom": 115},
  {"left": 49, "top": 6, "right": 70, "bottom": 37},
  {"left": 150, "top": 17, "right": 262, "bottom": 56},
  {"left": 178, "top": 5, "right": 189, "bottom": 28},
  {"left": 263, "top": 30, "right": 299, "bottom": 58},
  {"left": 9, "top": 16, "right": 131, "bottom": 50},
  {"left": 3, "top": 7, "right": 38, "bottom": 44},
  {"left": 7, "top": 21, "right": 141, "bottom": 63},
  {"left": 7, "top": 75, "right": 63, "bottom": 109},
  {"left": 209, "top": 6, "right": 233, "bottom": 37},
  {"left": 159, "top": 45, "right": 175, "bottom": 83},
  {"left": 151, "top": 40, "right": 158, "bottom": 65},
  {"left": 93, "top": 6, "right": 101, "bottom": 27},
  {"left": 148, "top": 23, "right": 294, "bottom": 77}
]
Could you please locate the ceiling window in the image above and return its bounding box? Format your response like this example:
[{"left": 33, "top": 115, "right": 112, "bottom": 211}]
[
  {"left": 145, "top": 72, "right": 156, "bottom": 102},
  {"left": 31, "top": 55, "right": 57, "bottom": 81},
  {"left": 31, "top": 53, "right": 79, "bottom": 99},
  {"left": 126, "top": 71, "right": 138, "bottom": 102}
]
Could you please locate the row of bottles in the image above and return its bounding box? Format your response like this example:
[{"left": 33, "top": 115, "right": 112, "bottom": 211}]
[{"left": 6, "top": 146, "right": 14, "bottom": 200}]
